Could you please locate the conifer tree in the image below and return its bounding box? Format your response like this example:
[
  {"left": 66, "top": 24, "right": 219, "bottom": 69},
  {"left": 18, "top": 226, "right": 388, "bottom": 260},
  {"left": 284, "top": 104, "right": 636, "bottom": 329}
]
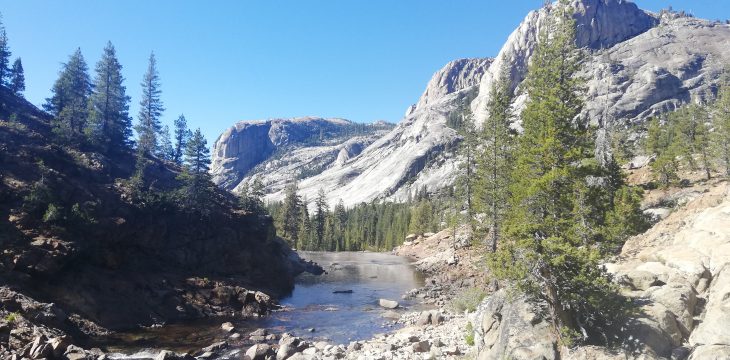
[
  {"left": 645, "top": 117, "right": 680, "bottom": 186},
  {"left": 87, "top": 42, "right": 132, "bottom": 151},
  {"left": 489, "top": 2, "right": 627, "bottom": 343},
  {"left": 158, "top": 124, "right": 175, "bottom": 160},
  {"left": 0, "top": 15, "right": 10, "bottom": 86},
  {"left": 239, "top": 177, "right": 266, "bottom": 214},
  {"left": 475, "top": 66, "right": 515, "bottom": 252},
  {"left": 282, "top": 182, "right": 302, "bottom": 244},
  {"left": 675, "top": 104, "right": 712, "bottom": 179},
  {"left": 136, "top": 53, "right": 164, "bottom": 155},
  {"left": 178, "top": 128, "right": 214, "bottom": 214},
  {"left": 314, "top": 188, "right": 329, "bottom": 249},
  {"left": 9, "top": 58, "right": 24, "bottom": 95},
  {"left": 714, "top": 75, "right": 730, "bottom": 176},
  {"left": 297, "top": 200, "right": 311, "bottom": 250},
  {"left": 45, "top": 48, "right": 92, "bottom": 144},
  {"left": 173, "top": 114, "right": 189, "bottom": 164},
  {"left": 334, "top": 200, "right": 347, "bottom": 251}
]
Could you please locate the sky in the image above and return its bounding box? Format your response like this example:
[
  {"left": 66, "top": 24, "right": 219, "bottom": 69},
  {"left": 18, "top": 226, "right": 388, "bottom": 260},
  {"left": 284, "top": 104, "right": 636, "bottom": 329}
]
[{"left": 1, "top": 1, "right": 729, "bottom": 145}]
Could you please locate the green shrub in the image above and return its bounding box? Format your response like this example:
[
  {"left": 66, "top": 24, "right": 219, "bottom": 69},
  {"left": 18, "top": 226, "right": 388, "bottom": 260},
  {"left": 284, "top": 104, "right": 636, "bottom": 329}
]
[
  {"left": 464, "top": 321, "right": 475, "bottom": 346},
  {"left": 4, "top": 312, "right": 18, "bottom": 323},
  {"left": 449, "top": 287, "right": 487, "bottom": 313},
  {"left": 42, "top": 203, "right": 63, "bottom": 223}
]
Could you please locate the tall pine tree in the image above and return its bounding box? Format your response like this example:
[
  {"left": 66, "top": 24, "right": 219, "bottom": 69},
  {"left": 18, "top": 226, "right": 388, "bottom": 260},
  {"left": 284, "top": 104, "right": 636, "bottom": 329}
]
[
  {"left": 314, "top": 188, "right": 329, "bottom": 249},
  {"left": 45, "top": 48, "right": 92, "bottom": 144},
  {"left": 178, "top": 128, "right": 214, "bottom": 214},
  {"left": 158, "top": 124, "right": 175, "bottom": 160},
  {"left": 136, "top": 52, "right": 164, "bottom": 155},
  {"left": 475, "top": 66, "right": 515, "bottom": 252},
  {"left": 0, "top": 14, "right": 10, "bottom": 86},
  {"left": 173, "top": 114, "right": 189, "bottom": 164},
  {"left": 715, "top": 73, "right": 730, "bottom": 176},
  {"left": 87, "top": 42, "right": 132, "bottom": 152},
  {"left": 282, "top": 181, "right": 302, "bottom": 246},
  {"left": 489, "top": 2, "right": 628, "bottom": 344},
  {"left": 9, "top": 57, "right": 23, "bottom": 95}
]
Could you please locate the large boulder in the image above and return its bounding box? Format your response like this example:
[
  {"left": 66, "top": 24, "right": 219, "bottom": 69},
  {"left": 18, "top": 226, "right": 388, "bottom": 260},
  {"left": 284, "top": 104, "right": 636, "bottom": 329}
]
[
  {"left": 473, "top": 290, "right": 558, "bottom": 360},
  {"left": 690, "top": 264, "right": 730, "bottom": 346}
]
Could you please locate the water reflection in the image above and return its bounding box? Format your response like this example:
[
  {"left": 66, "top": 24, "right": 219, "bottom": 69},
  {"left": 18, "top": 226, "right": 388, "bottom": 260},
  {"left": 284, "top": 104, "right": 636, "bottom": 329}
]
[{"left": 98, "top": 251, "right": 425, "bottom": 353}]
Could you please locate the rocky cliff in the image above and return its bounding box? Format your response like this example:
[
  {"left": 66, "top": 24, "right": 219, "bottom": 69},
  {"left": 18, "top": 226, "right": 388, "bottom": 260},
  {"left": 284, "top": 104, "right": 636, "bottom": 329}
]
[
  {"left": 211, "top": 117, "right": 393, "bottom": 196},
  {"left": 0, "top": 87, "right": 320, "bottom": 355}
]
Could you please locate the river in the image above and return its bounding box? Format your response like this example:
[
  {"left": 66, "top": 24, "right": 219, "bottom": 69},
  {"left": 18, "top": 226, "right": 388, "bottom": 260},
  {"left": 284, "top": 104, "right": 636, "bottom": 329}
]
[{"left": 99, "top": 251, "right": 426, "bottom": 354}]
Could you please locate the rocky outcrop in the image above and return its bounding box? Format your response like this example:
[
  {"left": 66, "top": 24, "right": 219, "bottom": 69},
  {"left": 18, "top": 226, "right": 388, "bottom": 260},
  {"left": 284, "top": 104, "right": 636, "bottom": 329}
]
[
  {"left": 471, "top": 0, "right": 658, "bottom": 125},
  {"left": 409, "top": 58, "right": 492, "bottom": 115},
  {"left": 471, "top": 179, "right": 730, "bottom": 359},
  {"left": 211, "top": 117, "right": 393, "bottom": 195}
]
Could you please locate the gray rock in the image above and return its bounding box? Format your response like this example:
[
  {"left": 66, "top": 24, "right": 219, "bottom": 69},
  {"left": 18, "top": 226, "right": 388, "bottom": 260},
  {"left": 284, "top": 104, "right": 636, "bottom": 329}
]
[
  {"left": 688, "top": 345, "right": 730, "bottom": 360},
  {"left": 473, "top": 290, "right": 558, "bottom": 360},
  {"left": 220, "top": 322, "right": 235, "bottom": 333},
  {"left": 412, "top": 340, "right": 430, "bottom": 353},
  {"left": 416, "top": 312, "right": 432, "bottom": 326},
  {"left": 245, "top": 344, "right": 273, "bottom": 360},
  {"left": 690, "top": 264, "right": 730, "bottom": 346},
  {"left": 378, "top": 299, "right": 399, "bottom": 309}
]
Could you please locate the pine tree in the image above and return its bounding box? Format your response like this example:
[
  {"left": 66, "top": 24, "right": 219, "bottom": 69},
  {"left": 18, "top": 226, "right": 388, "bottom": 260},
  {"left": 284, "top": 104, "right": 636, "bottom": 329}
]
[
  {"left": 45, "top": 48, "right": 92, "bottom": 144},
  {"left": 489, "top": 2, "right": 627, "bottom": 343},
  {"left": 646, "top": 116, "right": 680, "bottom": 187},
  {"left": 475, "top": 66, "right": 515, "bottom": 252},
  {"left": 334, "top": 200, "right": 347, "bottom": 251},
  {"left": 178, "top": 128, "right": 214, "bottom": 214},
  {"left": 0, "top": 15, "right": 10, "bottom": 86},
  {"left": 714, "top": 75, "right": 730, "bottom": 176},
  {"left": 297, "top": 200, "right": 310, "bottom": 250},
  {"left": 314, "top": 188, "right": 329, "bottom": 249},
  {"left": 158, "top": 124, "right": 175, "bottom": 160},
  {"left": 136, "top": 52, "right": 164, "bottom": 155},
  {"left": 173, "top": 114, "right": 189, "bottom": 164},
  {"left": 282, "top": 182, "right": 302, "bottom": 244},
  {"left": 239, "top": 177, "right": 266, "bottom": 214},
  {"left": 675, "top": 104, "right": 712, "bottom": 179},
  {"left": 87, "top": 42, "right": 132, "bottom": 151},
  {"left": 9, "top": 58, "right": 24, "bottom": 95}
]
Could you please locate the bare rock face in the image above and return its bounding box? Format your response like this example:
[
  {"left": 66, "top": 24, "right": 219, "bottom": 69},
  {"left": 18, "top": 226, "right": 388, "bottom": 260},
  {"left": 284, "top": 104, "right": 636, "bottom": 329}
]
[
  {"left": 265, "top": 58, "right": 491, "bottom": 208},
  {"left": 211, "top": 117, "right": 393, "bottom": 195},
  {"left": 472, "top": 0, "right": 658, "bottom": 125},
  {"left": 408, "top": 58, "right": 492, "bottom": 115}
]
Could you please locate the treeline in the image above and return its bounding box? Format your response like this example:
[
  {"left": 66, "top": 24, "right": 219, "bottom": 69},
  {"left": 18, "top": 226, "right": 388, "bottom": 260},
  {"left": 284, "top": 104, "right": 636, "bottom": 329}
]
[
  {"left": 0, "top": 10, "right": 219, "bottom": 217},
  {"left": 645, "top": 82, "right": 730, "bottom": 185},
  {"left": 266, "top": 185, "right": 461, "bottom": 251}
]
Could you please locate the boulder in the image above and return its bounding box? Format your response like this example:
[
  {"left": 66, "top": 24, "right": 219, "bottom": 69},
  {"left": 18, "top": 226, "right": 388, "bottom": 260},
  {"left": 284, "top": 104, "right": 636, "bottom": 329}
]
[
  {"left": 416, "top": 312, "right": 432, "bottom": 326},
  {"left": 690, "top": 265, "right": 730, "bottom": 346},
  {"left": 474, "top": 290, "right": 558, "bottom": 360},
  {"left": 412, "top": 340, "right": 430, "bottom": 353},
  {"left": 220, "top": 322, "right": 235, "bottom": 333},
  {"left": 245, "top": 344, "right": 273, "bottom": 360},
  {"left": 378, "top": 299, "right": 399, "bottom": 309},
  {"left": 646, "top": 280, "right": 697, "bottom": 336},
  {"left": 49, "top": 336, "right": 71, "bottom": 358},
  {"left": 624, "top": 270, "right": 664, "bottom": 290},
  {"left": 249, "top": 328, "right": 268, "bottom": 337},
  {"left": 688, "top": 345, "right": 730, "bottom": 360},
  {"left": 405, "top": 234, "right": 417, "bottom": 242}
]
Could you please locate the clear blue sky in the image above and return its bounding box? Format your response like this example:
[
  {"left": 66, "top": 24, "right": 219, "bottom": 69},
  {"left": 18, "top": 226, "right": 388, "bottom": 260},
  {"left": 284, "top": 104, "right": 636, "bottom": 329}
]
[{"left": 1, "top": 1, "right": 728, "bottom": 144}]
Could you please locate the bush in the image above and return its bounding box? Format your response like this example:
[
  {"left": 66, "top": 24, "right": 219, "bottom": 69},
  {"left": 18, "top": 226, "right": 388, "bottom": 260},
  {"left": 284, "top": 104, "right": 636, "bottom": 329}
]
[
  {"left": 464, "top": 321, "right": 475, "bottom": 346},
  {"left": 4, "top": 312, "right": 18, "bottom": 323},
  {"left": 449, "top": 287, "right": 487, "bottom": 313},
  {"left": 42, "top": 203, "right": 63, "bottom": 223}
]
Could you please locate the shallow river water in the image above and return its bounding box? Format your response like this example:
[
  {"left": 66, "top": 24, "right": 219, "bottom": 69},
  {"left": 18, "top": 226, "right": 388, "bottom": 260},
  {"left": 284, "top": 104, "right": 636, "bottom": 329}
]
[{"left": 100, "top": 251, "right": 426, "bottom": 354}]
